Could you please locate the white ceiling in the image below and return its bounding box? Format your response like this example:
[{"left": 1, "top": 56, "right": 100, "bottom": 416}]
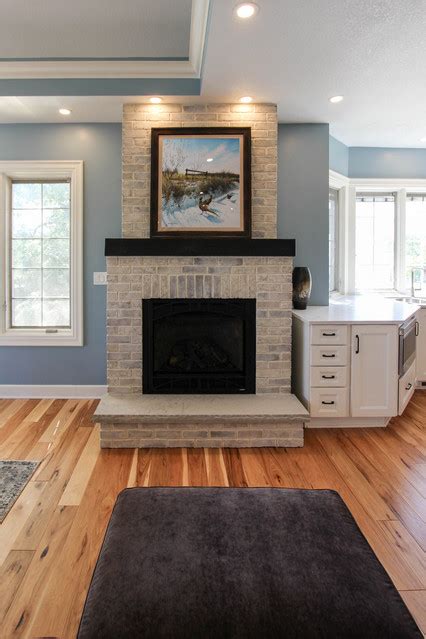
[
  {"left": 0, "top": 0, "right": 191, "bottom": 59},
  {"left": 0, "top": 0, "right": 426, "bottom": 147},
  {"left": 201, "top": 0, "right": 426, "bottom": 147}
]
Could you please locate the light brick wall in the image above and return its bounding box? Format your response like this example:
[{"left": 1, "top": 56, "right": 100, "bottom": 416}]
[
  {"left": 122, "top": 103, "right": 278, "bottom": 238},
  {"left": 107, "top": 256, "right": 292, "bottom": 395}
]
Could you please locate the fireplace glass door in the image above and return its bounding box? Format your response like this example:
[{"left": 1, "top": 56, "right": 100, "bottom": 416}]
[{"left": 143, "top": 299, "right": 256, "bottom": 394}]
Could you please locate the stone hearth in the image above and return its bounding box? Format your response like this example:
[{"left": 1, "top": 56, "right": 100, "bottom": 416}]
[{"left": 97, "top": 394, "right": 307, "bottom": 448}]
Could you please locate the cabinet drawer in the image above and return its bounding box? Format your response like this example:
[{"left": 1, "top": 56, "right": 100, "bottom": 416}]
[
  {"left": 398, "top": 361, "right": 416, "bottom": 415},
  {"left": 311, "top": 366, "right": 348, "bottom": 388},
  {"left": 311, "top": 324, "right": 349, "bottom": 346},
  {"left": 310, "top": 388, "right": 349, "bottom": 417},
  {"left": 311, "top": 345, "right": 348, "bottom": 367}
]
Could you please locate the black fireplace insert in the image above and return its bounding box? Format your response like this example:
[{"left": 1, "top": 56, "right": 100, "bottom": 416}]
[{"left": 143, "top": 298, "right": 256, "bottom": 394}]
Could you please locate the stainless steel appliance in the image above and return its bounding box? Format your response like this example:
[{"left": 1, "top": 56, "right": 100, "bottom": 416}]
[{"left": 398, "top": 315, "right": 418, "bottom": 377}]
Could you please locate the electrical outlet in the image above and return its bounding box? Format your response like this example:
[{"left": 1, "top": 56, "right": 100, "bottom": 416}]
[{"left": 93, "top": 272, "right": 107, "bottom": 285}]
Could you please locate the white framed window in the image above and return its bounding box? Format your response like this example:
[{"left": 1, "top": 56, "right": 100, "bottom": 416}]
[
  {"left": 329, "top": 172, "right": 426, "bottom": 296},
  {"left": 355, "top": 192, "right": 396, "bottom": 291},
  {"left": 405, "top": 193, "right": 426, "bottom": 295},
  {"left": 0, "top": 161, "right": 83, "bottom": 346}
]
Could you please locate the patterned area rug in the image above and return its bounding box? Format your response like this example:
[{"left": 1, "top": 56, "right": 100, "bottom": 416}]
[{"left": 0, "top": 460, "right": 39, "bottom": 522}]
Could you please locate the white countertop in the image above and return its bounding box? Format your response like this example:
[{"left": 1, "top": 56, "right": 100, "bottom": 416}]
[{"left": 292, "top": 295, "right": 420, "bottom": 324}]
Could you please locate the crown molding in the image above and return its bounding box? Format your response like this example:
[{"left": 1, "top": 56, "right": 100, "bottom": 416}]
[{"left": 0, "top": 0, "right": 210, "bottom": 80}]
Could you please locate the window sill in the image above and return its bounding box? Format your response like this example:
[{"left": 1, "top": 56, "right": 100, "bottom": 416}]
[{"left": 0, "top": 329, "right": 83, "bottom": 347}]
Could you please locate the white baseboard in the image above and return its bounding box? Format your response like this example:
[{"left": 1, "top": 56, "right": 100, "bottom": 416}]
[
  {"left": 0, "top": 385, "right": 107, "bottom": 399},
  {"left": 306, "top": 416, "right": 391, "bottom": 428}
]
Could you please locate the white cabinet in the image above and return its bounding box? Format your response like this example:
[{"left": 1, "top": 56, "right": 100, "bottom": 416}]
[
  {"left": 416, "top": 309, "right": 426, "bottom": 383},
  {"left": 350, "top": 324, "right": 398, "bottom": 417},
  {"left": 293, "top": 318, "right": 402, "bottom": 423}
]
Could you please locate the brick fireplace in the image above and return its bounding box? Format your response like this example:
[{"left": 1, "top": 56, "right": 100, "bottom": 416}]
[{"left": 94, "top": 103, "right": 309, "bottom": 447}]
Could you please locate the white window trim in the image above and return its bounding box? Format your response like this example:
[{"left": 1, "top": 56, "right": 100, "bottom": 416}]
[
  {"left": 328, "top": 187, "right": 339, "bottom": 293},
  {"left": 329, "top": 170, "right": 426, "bottom": 295},
  {"left": 0, "top": 160, "right": 83, "bottom": 346}
]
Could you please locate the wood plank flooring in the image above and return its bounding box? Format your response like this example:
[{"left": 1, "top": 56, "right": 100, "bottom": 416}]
[{"left": 0, "top": 392, "right": 425, "bottom": 638}]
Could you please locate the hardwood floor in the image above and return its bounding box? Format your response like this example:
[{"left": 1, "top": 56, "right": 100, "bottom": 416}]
[{"left": 0, "top": 393, "right": 425, "bottom": 638}]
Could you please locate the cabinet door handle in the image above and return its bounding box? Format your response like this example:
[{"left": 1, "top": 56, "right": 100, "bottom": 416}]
[
  {"left": 322, "top": 353, "right": 336, "bottom": 358},
  {"left": 355, "top": 335, "right": 360, "bottom": 354},
  {"left": 322, "top": 332, "right": 336, "bottom": 337},
  {"left": 322, "top": 374, "right": 336, "bottom": 379},
  {"left": 322, "top": 400, "right": 335, "bottom": 405},
  {"left": 415, "top": 321, "right": 419, "bottom": 336},
  {"left": 405, "top": 382, "right": 412, "bottom": 391}
]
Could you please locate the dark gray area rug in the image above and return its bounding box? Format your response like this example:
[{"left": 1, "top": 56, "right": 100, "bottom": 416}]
[
  {"left": 78, "top": 487, "right": 422, "bottom": 639},
  {"left": 0, "top": 459, "right": 39, "bottom": 522}
]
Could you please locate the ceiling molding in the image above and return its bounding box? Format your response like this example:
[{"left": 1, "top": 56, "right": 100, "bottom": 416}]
[
  {"left": 0, "top": 0, "right": 209, "bottom": 80},
  {"left": 189, "top": 0, "right": 211, "bottom": 77}
]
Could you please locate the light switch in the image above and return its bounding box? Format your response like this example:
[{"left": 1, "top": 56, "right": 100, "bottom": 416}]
[{"left": 93, "top": 272, "right": 107, "bottom": 285}]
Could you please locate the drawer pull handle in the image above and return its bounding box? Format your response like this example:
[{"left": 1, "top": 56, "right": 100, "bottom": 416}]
[
  {"left": 322, "top": 354, "right": 336, "bottom": 358},
  {"left": 322, "top": 400, "right": 335, "bottom": 405},
  {"left": 405, "top": 383, "right": 412, "bottom": 391},
  {"left": 355, "top": 335, "right": 360, "bottom": 354},
  {"left": 322, "top": 332, "right": 336, "bottom": 337},
  {"left": 322, "top": 374, "right": 336, "bottom": 379}
]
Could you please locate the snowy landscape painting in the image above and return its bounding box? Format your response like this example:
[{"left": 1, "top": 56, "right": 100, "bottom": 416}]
[{"left": 150, "top": 128, "right": 251, "bottom": 237}]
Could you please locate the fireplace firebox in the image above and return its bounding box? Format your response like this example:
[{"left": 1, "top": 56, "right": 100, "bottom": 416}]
[{"left": 143, "top": 299, "right": 256, "bottom": 394}]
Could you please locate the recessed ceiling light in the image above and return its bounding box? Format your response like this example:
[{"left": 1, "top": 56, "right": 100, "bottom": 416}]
[
  {"left": 239, "top": 96, "right": 253, "bottom": 103},
  {"left": 59, "top": 108, "right": 72, "bottom": 115},
  {"left": 235, "top": 3, "right": 259, "bottom": 19},
  {"left": 420, "top": 136, "right": 426, "bottom": 143},
  {"left": 149, "top": 97, "right": 162, "bottom": 104},
  {"left": 329, "top": 95, "right": 344, "bottom": 104},
  {"left": 206, "top": 158, "right": 214, "bottom": 162}
]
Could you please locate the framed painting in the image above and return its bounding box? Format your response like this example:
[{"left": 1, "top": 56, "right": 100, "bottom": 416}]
[{"left": 150, "top": 127, "right": 251, "bottom": 238}]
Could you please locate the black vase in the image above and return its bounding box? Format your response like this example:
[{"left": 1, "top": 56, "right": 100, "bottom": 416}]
[{"left": 292, "top": 267, "right": 312, "bottom": 310}]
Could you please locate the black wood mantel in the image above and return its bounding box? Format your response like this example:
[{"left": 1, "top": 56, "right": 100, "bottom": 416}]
[{"left": 105, "top": 238, "right": 296, "bottom": 257}]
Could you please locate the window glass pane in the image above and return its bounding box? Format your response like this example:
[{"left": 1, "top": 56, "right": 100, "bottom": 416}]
[
  {"left": 43, "top": 209, "right": 70, "bottom": 238},
  {"left": 12, "top": 269, "right": 42, "bottom": 298},
  {"left": 43, "top": 182, "right": 70, "bottom": 208},
  {"left": 12, "top": 299, "right": 42, "bottom": 327},
  {"left": 12, "top": 183, "right": 42, "bottom": 209},
  {"left": 405, "top": 194, "right": 426, "bottom": 295},
  {"left": 10, "top": 180, "right": 71, "bottom": 328},
  {"left": 43, "top": 239, "right": 70, "bottom": 268},
  {"left": 355, "top": 194, "right": 395, "bottom": 290},
  {"left": 43, "top": 299, "right": 70, "bottom": 327},
  {"left": 12, "top": 210, "right": 42, "bottom": 238},
  {"left": 12, "top": 239, "right": 42, "bottom": 268},
  {"left": 43, "top": 269, "right": 70, "bottom": 298}
]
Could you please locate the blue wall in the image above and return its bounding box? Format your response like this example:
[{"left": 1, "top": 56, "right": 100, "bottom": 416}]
[
  {"left": 278, "top": 123, "right": 330, "bottom": 305},
  {"left": 349, "top": 147, "right": 426, "bottom": 179},
  {"left": 330, "top": 136, "right": 426, "bottom": 179},
  {"left": 329, "top": 135, "right": 349, "bottom": 176},
  {"left": 0, "top": 124, "right": 122, "bottom": 385}
]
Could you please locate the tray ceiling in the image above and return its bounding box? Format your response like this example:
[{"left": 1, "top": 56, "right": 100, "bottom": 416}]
[{"left": 0, "top": 0, "right": 192, "bottom": 59}]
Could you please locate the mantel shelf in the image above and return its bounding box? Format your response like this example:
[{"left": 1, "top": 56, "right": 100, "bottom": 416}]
[{"left": 105, "top": 238, "right": 296, "bottom": 257}]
